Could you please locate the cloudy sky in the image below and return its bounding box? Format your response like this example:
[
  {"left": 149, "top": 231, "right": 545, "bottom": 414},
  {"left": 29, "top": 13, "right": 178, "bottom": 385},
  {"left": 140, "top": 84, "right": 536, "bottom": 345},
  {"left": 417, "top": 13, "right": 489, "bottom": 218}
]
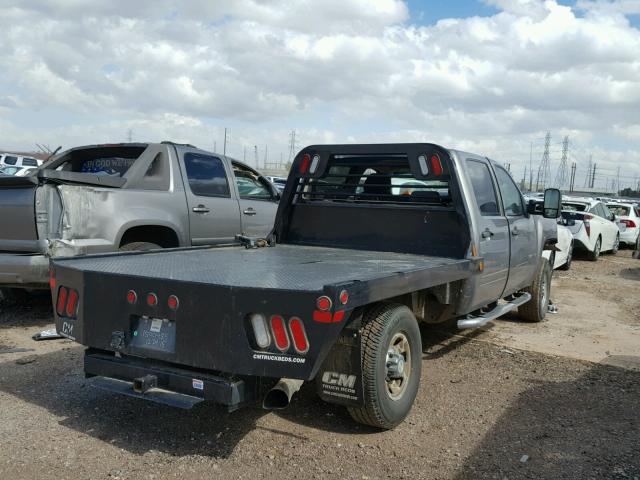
[{"left": 1, "top": 0, "right": 639, "bottom": 190}]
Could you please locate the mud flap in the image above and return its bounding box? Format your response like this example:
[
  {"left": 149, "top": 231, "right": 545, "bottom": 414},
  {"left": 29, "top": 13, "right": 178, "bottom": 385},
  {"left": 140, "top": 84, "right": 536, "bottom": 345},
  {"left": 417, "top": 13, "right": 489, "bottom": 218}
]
[{"left": 316, "top": 327, "right": 364, "bottom": 407}]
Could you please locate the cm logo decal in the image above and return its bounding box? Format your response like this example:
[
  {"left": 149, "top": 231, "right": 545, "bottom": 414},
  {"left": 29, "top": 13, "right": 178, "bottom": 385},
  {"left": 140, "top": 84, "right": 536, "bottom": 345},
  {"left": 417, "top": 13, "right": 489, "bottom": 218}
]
[{"left": 322, "top": 371, "right": 356, "bottom": 389}]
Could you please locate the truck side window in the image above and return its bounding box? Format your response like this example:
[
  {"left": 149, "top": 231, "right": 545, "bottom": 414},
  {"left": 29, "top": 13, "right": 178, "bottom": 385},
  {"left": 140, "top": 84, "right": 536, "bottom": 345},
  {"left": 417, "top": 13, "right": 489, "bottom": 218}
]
[
  {"left": 183, "top": 153, "right": 230, "bottom": 197},
  {"left": 466, "top": 160, "right": 499, "bottom": 216},
  {"left": 494, "top": 166, "right": 524, "bottom": 216},
  {"left": 233, "top": 164, "right": 273, "bottom": 200}
]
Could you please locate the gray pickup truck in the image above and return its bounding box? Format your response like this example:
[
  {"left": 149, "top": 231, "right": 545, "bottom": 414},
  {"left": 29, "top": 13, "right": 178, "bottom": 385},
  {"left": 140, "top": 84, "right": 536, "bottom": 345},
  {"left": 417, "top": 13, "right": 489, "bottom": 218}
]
[
  {"left": 0, "top": 142, "right": 279, "bottom": 298},
  {"left": 52, "top": 143, "right": 561, "bottom": 429}
]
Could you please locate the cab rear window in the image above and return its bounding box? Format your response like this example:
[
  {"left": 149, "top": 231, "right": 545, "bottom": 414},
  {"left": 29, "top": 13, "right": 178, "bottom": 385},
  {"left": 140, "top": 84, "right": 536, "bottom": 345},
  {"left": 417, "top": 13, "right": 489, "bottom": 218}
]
[
  {"left": 296, "top": 155, "right": 450, "bottom": 206},
  {"left": 54, "top": 146, "right": 146, "bottom": 177}
]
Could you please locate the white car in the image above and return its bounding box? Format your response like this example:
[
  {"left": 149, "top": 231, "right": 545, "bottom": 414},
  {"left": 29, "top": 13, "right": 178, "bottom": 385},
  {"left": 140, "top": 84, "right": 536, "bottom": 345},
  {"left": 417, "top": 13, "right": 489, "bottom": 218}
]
[
  {"left": 607, "top": 202, "right": 640, "bottom": 250},
  {"left": 561, "top": 197, "right": 620, "bottom": 260},
  {"left": 0, "top": 153, "right": 42, "bottom": 169},
  {"left": 0, "top": 165, "right": 35, "bottom": 176},
  {"left": 543, "top": 223, "right": 574, "bottom": 270}
]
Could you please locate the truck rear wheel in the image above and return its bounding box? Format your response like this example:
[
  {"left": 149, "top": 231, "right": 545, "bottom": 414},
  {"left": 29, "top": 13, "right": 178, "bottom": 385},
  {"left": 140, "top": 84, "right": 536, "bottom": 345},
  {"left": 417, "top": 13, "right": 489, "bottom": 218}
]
[
  {"left": 119, "top": 242, "right": 162, "bottom": 252},
  {"left": 348, "top": 303, "right": 422, "bottom": 429},
  {"left": 518, "top": 258, "right": 552, "bottom": 323}
]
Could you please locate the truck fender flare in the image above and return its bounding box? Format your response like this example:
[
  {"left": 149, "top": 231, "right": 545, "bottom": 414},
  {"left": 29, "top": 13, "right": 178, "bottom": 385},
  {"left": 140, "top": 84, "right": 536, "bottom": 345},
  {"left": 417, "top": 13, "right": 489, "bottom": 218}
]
[{"left": 116, "top": 220, "right": 185, "bottom": 248}]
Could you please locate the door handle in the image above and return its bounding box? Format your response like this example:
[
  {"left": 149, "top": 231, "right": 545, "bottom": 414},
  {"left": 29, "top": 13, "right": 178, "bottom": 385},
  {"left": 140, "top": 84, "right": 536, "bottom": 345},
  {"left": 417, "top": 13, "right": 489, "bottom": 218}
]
[
  {"left": 511, "top": 227, "right": 520, "bottom": 236},
  {"left": 481, "top": 229, "right": 494, "bottom": 239},
  {"left": 243, "top": 208, "right": 257, "bottom": 216},
  {"left": 192, "top": 205, "right": 210, "bottom": 213}
]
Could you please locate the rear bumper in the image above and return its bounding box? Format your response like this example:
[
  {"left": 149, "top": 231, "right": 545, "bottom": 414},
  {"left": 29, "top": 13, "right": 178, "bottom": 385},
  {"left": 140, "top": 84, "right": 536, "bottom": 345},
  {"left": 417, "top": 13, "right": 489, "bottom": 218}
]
[
  {"left": 84, "top": 349, "right": 260, "bottom": 410},
  {"left": 0, "top": 253, "right": 49, "bottom": 288},
  {"left": 620, "top": 228, "right": 638, "bottom": 245}
]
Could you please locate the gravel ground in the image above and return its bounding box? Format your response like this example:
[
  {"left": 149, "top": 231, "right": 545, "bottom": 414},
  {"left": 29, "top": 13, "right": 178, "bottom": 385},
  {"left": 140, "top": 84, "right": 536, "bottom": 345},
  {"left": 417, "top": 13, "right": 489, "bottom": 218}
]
[{"left": 1, "top": 254, "right": 639, "bottom": 480}]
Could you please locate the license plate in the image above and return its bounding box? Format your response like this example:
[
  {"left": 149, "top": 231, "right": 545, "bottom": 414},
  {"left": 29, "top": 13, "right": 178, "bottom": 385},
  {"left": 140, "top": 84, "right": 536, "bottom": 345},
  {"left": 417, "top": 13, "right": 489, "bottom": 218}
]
[{"left": 130, "top": 316, "right": 176, "bottom": 353}]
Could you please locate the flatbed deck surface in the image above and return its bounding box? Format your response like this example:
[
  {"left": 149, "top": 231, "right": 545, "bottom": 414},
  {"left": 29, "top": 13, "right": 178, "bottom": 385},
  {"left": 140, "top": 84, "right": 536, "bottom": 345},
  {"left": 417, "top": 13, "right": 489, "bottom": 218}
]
[{"left": 56, "top": 245, "right": 470, "bottom": 291}]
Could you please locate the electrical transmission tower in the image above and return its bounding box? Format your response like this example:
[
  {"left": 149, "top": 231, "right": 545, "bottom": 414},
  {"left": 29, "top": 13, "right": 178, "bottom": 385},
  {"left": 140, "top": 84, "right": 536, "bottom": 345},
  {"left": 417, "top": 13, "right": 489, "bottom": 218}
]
[
  {"left": 554, "top": 136, "right": 569, "bottom": 189},
  {"left": 535, "top": 132, "right": 551, "bottom": 190},
  {"left": 287, "top": 130, "right": 297, "bottom": 163},
  {"left": 583, "top": 155, "right": 592, "bottom": 188}
]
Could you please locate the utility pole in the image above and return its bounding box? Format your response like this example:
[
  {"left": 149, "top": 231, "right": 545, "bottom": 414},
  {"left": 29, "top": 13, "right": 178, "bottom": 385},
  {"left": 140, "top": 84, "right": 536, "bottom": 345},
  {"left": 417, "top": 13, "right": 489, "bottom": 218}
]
[
  {"left": 214, "top": 141, "right": 217, "bottom": 152},
  {"left": 253, "top": 145, "right": 258, "bottom": 169},
  {"left": 223, "top": 128, "right": 227, "bottom": 156},
  {"left": 617, "top": 166, "right": 621, "bottom": 194},
  {"left": 554, "top": 135, "right": 569, "bottom": 189},
  {"left": 529, "top": 142, "right": 533, "bottom": 191},
  {"left": 536, "top": 131, "right": 551, "bottom": 190},
  {"left": 523, "top": 166, "right": 528, "bottom": 191},
  {"left": 243, "top": 146, "right": 246, "bottom": 162},
  {"left": 127, "top": 129, "right": 133, "bottom": 142},
  {"left": 263, "top": 145, "right": 268, "bottom": 169}
]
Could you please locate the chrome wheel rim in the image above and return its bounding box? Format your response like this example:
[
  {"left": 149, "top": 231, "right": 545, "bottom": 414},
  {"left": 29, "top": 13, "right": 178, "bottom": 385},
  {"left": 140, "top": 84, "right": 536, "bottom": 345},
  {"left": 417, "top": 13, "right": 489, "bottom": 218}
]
[
  {"left": 614, "top": 235, "right": 619, "bottom": 252},
  {"left": 594, "top": 238, "right": 601, "bottom": 257},
  {"left": 385, "top": 332, "right": 411, "bottom": 401},
  {"left": 540, "top": 274, "right": 548, "bottom": 312}
]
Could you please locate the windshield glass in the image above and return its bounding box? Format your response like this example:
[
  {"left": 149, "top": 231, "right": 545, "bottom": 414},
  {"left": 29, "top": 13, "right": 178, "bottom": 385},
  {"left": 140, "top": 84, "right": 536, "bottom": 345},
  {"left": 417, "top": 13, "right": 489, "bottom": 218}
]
[{"left": 607, "top": 205, "right": 630, "bottom": 216}]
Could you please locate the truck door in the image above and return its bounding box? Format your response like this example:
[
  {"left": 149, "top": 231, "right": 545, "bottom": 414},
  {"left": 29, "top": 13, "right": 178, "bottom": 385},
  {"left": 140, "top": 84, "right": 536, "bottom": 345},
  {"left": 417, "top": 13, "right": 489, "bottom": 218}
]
[
  {"left": 465, "top": 159, "right": 510, "bottom": 310},
  {"left": 493, "top": 165, "right": 538, "bottom": 293},
  {"left": 231, "top": 163, "right": 279, "bottom": 238},
  {"left": 180, "top": 151, "right": 242, "bottom": 245}
]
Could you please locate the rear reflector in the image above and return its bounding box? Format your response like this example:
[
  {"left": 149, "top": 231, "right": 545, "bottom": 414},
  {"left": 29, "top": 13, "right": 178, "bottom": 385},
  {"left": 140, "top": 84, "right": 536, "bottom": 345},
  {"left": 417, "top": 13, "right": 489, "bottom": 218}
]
[
  {"left": 250, "top": 314, "right": 271, "bottom": 348},
  {"left": 313, "top": 310, "right": 333, "bottom": 323},
  {"left": 49, "top": 269, "right": 56, "bottom": 290},
  {"left": 56, "top": 287, "right": 68, "bottom": 316},
  {"left": 299, "top": 153, "right": 311, "bottom": 174},
  {"left": 270, "top": 315, "right": 290, "bottom": 351},
  {"left": 289, "top": 317, "right": 309, "bottom": 354},
  {"left": 66, "top": 289, "right": 79, "bottom": 317}
]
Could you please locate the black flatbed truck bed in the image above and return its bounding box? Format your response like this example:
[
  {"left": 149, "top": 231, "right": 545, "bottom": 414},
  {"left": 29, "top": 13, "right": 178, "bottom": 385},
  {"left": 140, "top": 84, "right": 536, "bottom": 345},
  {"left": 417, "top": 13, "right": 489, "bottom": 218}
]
[{"left": 57, "top": 244, "right": 471, "bottom": 294}]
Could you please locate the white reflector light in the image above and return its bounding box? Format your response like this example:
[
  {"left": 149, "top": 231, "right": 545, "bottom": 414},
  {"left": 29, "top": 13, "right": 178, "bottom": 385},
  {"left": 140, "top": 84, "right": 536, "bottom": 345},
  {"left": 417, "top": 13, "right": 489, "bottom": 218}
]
[
  {"left": 418, "top": 154, "right": 429, "bottom": 175},
  {"left": 250, "top": 313, "right": 271, "bottom": 348},
  {"left": 310, "top": 154, "right": 320, "bottom": 174}
]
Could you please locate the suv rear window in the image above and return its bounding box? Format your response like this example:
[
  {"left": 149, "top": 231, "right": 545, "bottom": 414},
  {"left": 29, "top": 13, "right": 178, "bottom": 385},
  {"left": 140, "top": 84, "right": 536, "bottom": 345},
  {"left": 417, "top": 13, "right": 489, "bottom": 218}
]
[
  {"left": 297, "top": 155, "right": 450, "bottom": 206},
  {"left": 608, "top": 205, "right": 630, "bottom": 216},
  {"left": 22, "top": 158, "right": 38, "bottom": 167},
  {"left": 562, "top": 202, "right": 587, "bottom": 212},
  {"left": 4, "top": 156, "right": 17, "bottom": 165},
  {"left": 55, "top": 146, "right": 146, "bottom": 177}
]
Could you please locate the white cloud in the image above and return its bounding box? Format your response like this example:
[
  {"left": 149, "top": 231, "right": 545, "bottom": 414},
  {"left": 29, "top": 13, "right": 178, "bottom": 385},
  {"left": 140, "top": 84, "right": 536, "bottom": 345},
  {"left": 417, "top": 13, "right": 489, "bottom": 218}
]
[{"left": 0, "top": 0, "right": 638, "bottom": 189}]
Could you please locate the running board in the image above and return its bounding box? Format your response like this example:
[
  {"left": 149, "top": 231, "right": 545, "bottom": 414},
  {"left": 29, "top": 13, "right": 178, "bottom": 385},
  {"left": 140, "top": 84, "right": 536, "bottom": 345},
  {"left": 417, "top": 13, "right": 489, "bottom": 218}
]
[{"left": 457, "top": 293, "right": 532, "bottom": 329}]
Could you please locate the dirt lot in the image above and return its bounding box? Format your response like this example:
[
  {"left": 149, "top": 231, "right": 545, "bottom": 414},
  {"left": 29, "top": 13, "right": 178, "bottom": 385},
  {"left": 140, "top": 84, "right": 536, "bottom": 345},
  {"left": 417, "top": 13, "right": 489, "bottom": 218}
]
[{"left": 1, "top": 251, "right": 639, "bottom": 479}]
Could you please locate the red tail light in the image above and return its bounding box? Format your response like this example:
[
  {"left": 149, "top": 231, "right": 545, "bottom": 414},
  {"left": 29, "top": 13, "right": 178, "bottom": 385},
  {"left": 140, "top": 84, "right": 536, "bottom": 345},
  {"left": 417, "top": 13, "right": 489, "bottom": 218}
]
[
  {"left": 430, "top": 154, "right": 443, "bottom": 176},
  {"left": 270, "top": 315, "right": 290, "bottom": 351},
  {"left": 56, "top": 287, "right": 68, "bottom": 316},
  {"left": 49, "top": 269, "right": 56, "bottom": 290},
  {"left": 339, "top": 290, "right": 349, "bottom": 305},
  {"left": 127, "top": 290, "right": 137, "bottom": 304},
  {"left": 583, "top": 214, "right": 592, "bottom": 237},
  {"left": 147, "top": 293, "right": 158, "bottom": 306},
  {"left": 299, "top": 153, "right": 311, "bottom": 174},
  {"left": 65, "top": 289, "right": 79, "bottom": 317},
  {"left": 288, "top": 317, "right": 309, "bottom": 354},
  {"left": 316, "top": 296, "right": 332, "bottom": 311},
  {"left": 621, "top": 219, "right": 637, "bottom": 228},
  {"left": 167, "top": 295, "right": 179, "bottom": 310}
]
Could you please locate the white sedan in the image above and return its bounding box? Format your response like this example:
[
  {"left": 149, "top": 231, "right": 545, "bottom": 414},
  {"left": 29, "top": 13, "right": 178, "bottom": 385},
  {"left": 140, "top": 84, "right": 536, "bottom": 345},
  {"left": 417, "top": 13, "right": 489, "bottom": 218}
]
[
  {"left": 561, "top": 197, "right": 620, "bottom": 261},
  {"left": 607, "top": 202, "right": 640, "bottom": 250}
]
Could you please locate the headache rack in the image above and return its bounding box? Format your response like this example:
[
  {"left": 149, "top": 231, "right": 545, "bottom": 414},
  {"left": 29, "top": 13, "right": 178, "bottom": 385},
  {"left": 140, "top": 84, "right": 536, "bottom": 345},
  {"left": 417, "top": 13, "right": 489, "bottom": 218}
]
[{"left": 293, "top": 153, "right": 452, "bottom": 207}]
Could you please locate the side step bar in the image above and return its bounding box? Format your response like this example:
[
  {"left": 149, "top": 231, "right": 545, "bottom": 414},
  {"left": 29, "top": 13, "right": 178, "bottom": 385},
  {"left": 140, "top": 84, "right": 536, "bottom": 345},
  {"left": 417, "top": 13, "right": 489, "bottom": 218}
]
[{"left": 457, "top": 293, "right": 532, "bottom": 329}]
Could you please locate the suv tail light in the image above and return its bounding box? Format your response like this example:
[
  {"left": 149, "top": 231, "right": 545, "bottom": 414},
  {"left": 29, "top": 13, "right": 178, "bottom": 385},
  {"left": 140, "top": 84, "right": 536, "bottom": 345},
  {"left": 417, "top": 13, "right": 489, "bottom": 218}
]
[
  {"left": 583, "top": 214, "right": 592, "bottom": 237},
  {"left": 56, "top": 287, "right": 68, "bottom": 316},
  {"left": 621, "top": 219, "right": 637, "bottom": 228}
]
